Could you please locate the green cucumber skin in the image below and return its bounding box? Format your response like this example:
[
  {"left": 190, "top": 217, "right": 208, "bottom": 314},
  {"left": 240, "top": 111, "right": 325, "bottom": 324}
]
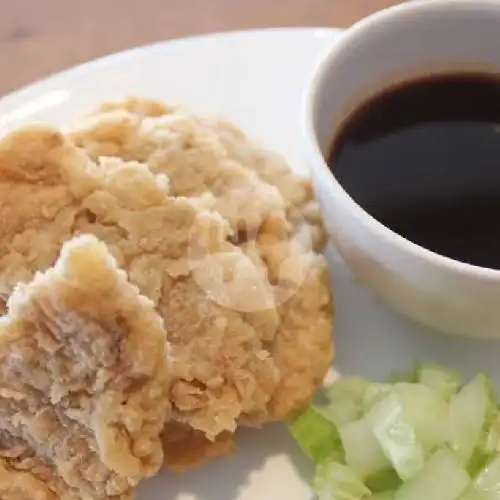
[{"left": 288, "top": 407, "right": 343, "bottom": 463}]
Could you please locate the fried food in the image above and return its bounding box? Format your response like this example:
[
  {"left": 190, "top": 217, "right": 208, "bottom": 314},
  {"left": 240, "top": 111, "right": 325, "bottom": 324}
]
[
  {"left": 0, "top": 94, "right": 334, "bottom": 471},
  {"left": 0, "top": 234, "right": 169, "bottom": 499},
  {"left": 67, "top": 99, "right": 333, "bottom": 460},
  {"left": 0, "top": 125, "right": 287, "bottom": 463},
  {"left": 68, "top": 98, "right": 332, "bottom": 395}
]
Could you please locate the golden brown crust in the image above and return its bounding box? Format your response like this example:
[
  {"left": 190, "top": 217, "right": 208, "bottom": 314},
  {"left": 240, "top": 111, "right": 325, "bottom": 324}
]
[
  {"left": 0, "top": 100, "right": 333, "bottom": 471},
  {"left": 68, "top": 97, "right": 328, "bottom": 250},
  {"left": 68, "top": 105, "right": 286, "bottom": 235},
  {"left": 68, "top": 98, "right": 334, "bottom": 422},
  {"left": 0, "top": 125, "right": 282, "bottom": 443},
  {"left": 0, "top": 234, "right": 169, "bottom": 499}
]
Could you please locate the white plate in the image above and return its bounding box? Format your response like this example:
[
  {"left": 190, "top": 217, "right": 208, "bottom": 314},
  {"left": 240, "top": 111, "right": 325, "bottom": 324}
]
[{"left": 2, "top": 27, "right": 500, "bottom": 500}]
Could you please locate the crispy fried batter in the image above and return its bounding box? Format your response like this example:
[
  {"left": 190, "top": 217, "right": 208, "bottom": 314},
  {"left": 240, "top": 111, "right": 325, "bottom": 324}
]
[
  {"left": 0, "top": 234, "right": 169, "bottom": 499},
  {"left": 68, "top": 98, "right": 332, "bottom": 404},
  {"left": 249, "top": 224, "right": 333, "bottom": 421},
  {"left": 69, "top": 97, "right": 327, "bottom": 250},
  {"left": 201, "top": 116, "right": 328, "bottom": 250},
  {"left": 68, "top": 103, "right": 287, "bottom": 235},
  {"left": 0, "top": 126, "right": 288, "bottom": 465},
  {"left": 66, "top": 99, "right": 333, "bottom": 462}
]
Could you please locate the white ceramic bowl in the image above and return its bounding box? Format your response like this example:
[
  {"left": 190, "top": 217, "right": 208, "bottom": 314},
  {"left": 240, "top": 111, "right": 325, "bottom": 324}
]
[{"left": 303, "top": 0, "right": 500, "bottom": 338}]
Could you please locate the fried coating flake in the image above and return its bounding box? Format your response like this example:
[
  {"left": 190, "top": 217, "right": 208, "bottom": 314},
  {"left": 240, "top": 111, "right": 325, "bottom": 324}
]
[
  {"left": 0, "top": 125, "right": 288, "bottom": 463},
  {"left": 0, "top": 234, "right": 169, "bottom": 499}
]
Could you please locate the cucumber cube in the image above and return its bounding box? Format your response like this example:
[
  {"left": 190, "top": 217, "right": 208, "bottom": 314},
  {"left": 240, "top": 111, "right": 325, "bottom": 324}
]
[
  {"left": 395, "top": 448, "right": 469, "bottom": 500},
  {"left": 313, "top": 462, "right": 371, "bottom": 500},
  {"left": 474, "top": 454, "right": 500, "bottom": 499},
  {"left": 339, "top": 418, "right": 391, "bottom": 478},
  {"left": 367, "top": 394, "right": 425, "bottom": 481},
  {"left": 449, "top": 375, "right": 492, "bottom": 464},
  {"left": 417, "top": 364, "right": 461, "bottom": 401}
]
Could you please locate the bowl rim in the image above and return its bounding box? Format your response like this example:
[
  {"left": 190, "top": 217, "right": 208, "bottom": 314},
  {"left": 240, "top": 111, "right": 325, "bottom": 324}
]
[{"left": 302, "top": 0, "right": 500, "bottom": 281}]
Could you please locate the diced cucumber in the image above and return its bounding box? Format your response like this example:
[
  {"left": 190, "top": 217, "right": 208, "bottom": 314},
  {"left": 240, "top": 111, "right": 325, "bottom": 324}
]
[
  {"left": 449, "top": 375, "right": 492, "bottom": 464},
  {"left": 416, "top": 363, "right": 461, "bottom": 401},
  {"left": 363, "top": 384, "right": 392, "bottom": 414},
  {"left": 394, "top": 448, "right": 470, "bottom": 500},
  {"left": 367, "top": 394, "right": 425, "bottom": 481},
  {"left": 324, "top": 378, "right": 370, "bottom": 425},
  {"left": 313, "top": 461, "right": 371, "bottom": 500},
  {"left": 339, "top": 418, "right": 391, "bottom": 478},
  {"left": 474, "top": 454, "right": 500, "bottom": 498},
  {"left": 288, "top": 369, "right": 500, "bottom": 500},
  {"left": 394, "top": 383, "right": 450, "bottom": 451},
  {"left": 288, "top": 406, "right": 343, "bottom": 463}
]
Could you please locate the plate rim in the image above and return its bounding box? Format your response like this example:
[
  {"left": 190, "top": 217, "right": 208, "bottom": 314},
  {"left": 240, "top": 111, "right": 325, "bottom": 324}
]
[{"left": 0, "top": 27, "right": 340, "bottom": 110}]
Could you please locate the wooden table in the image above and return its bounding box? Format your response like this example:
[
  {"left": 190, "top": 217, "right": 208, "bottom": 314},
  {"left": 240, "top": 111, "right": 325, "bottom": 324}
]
[{"left": 0, "top": 0, "right": 401, "bottom": 96}]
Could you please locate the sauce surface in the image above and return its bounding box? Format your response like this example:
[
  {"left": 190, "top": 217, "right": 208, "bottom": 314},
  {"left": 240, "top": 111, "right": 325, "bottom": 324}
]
[{"left": 329, "top": 73, "right": 500, "bottom": 269}]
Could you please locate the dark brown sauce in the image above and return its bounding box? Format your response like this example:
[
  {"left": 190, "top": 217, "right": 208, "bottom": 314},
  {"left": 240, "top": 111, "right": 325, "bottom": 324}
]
[{"left": 328, "top": 72, "right": 500, "bottom": 269}]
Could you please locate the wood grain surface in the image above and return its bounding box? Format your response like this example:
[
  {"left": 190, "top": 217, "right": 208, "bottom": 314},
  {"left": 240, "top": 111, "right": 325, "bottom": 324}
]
[{"left": 0, "top": 0, "right": 401, "bottom": 96}]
